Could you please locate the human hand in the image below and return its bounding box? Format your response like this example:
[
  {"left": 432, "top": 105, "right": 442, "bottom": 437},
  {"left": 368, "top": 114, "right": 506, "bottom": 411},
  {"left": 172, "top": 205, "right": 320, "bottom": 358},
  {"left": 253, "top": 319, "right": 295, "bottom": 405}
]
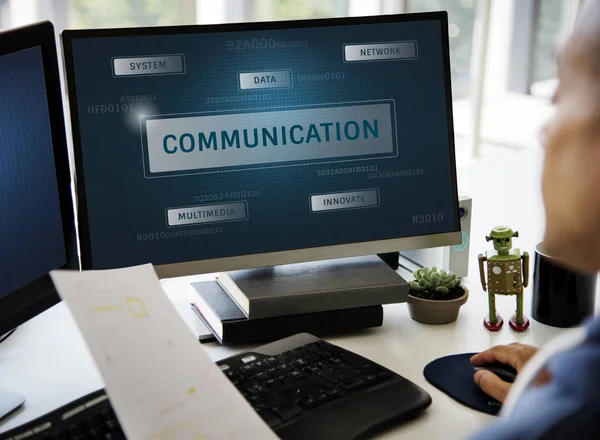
[{"left": 470, "top": 343, "right": 539, "bottom": 403}]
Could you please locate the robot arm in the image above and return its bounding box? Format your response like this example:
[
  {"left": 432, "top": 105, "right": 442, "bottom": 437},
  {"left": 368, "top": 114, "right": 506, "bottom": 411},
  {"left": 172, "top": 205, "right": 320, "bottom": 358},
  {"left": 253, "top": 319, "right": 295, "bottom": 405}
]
[
  {"left": 478, "top": 254, "right": 487, "bottom": 291},
  {"left": 522, "top": 252, "right": 530, "bottom": 288}
]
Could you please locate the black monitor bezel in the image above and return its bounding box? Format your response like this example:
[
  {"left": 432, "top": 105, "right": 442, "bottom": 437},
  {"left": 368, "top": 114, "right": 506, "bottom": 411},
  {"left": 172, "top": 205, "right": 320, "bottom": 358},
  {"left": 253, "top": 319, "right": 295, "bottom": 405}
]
[
  {"left": 62, "top": 11, "right": 459, "bottom": 272},
  {"left": 0, "top": 21, "right": 78, "bottom": 336}
]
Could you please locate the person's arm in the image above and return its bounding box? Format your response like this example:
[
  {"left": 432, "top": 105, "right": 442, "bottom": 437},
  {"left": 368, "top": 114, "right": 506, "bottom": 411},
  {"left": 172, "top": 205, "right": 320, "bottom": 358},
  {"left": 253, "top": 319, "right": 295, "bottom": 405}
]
[{"left": 470, "top": 320, "right": 599, "bottom": 440}]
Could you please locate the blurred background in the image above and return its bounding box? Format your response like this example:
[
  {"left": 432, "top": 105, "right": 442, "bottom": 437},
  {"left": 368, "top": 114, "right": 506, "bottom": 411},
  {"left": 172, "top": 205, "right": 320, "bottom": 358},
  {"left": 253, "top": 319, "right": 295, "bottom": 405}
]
[{"left": 0, "top": 0, "right": 581, "bottom": 165}]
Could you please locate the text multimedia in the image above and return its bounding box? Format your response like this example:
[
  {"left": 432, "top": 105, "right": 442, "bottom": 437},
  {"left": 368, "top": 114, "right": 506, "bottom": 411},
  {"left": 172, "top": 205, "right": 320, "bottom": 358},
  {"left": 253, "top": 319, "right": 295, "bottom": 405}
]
[{"left": 178, "top": 208, "right": 237, "bottom": 221}]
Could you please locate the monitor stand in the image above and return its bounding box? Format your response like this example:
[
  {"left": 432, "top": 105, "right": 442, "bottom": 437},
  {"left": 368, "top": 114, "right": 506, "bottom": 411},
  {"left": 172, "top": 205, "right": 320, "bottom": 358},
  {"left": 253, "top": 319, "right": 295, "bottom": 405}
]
[
  {"left": 200, "top": 254, "right": 409, "bottom": 319},
  {"left": 0, "top": 389, "right": 25, "bottom": 420}
]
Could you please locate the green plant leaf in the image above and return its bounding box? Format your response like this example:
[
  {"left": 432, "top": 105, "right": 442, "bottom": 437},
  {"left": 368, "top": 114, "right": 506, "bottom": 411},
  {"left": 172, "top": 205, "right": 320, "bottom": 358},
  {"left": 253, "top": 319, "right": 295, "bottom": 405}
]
[
  {"left": 410, "top": 281, "right": 426, "bottom": 292},
  {"left": 436, "top": 286, "right": 449, "bottom": 294},
  {"left": 413, "top": 268, "right": 423, "bottom": 280}
]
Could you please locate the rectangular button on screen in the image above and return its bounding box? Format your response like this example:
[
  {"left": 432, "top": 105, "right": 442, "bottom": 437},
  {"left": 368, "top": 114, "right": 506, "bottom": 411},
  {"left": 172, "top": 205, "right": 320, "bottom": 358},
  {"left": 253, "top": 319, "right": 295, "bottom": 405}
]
[
  {"left": 239, "top": 70, "right": 292, "bottom": 90},
  {"left": 344, "top": 42, "right": 417, "bottom": 62},
  {"left": 310, "top": 189, "right": 380, "bottom": 212},
  {"left": 113, "top": 55, "right": 185, "bottom": 77},
  {"left": 143, "top": 101, "right": 396, "bottom": 177},
  {"left": 167, "top": 202, "right": 248, "bottom": 227}
]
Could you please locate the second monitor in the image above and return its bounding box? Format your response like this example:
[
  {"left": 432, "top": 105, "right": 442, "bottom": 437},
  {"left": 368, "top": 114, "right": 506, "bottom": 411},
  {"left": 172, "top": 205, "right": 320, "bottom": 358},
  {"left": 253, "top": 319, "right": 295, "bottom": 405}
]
[{"left": 62, "top": 12, "right": 460, "bottom": 277}]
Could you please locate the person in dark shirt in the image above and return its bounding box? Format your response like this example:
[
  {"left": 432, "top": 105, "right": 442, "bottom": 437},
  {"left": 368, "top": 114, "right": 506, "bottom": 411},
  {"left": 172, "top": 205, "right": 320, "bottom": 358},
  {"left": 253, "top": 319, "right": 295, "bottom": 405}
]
[{"left": 470, "top": 1, "right": 600, "bottom": 438}]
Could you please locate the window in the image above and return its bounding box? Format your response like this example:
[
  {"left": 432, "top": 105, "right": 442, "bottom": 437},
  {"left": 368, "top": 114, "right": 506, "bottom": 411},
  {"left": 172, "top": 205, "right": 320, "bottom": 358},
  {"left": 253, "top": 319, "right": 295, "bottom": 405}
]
[
  {"left": 531, "top": 0, "right": 579, "bottom": 98},
  {"left": 406, "top": 0, "right": 476, "bottom": 163},
  {"left": 0, "top": 0, "right": 9, "bottom": 30},
  {"left": 68, "top": 0, "right": 196, "bottom": 28},
  {"left": 470, "top": 0, "right": 578, "bottom": 160},
  {"left": 406, "top": 0, "right": 476, "bottom": 99},
  {"left": 253, "top": 0, "right": 348, "bottom": 21}
]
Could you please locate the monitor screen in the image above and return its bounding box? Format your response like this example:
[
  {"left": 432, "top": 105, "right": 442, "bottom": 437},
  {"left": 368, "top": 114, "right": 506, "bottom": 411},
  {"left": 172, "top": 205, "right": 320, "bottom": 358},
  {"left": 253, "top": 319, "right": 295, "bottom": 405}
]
[
  {"left": 0, "top": 46, "right": 66, "bottom": 300},
  {"left": 0, "top": 21, "right": 76, "bottom": 336},
  {"left": 63, "top": 12, "right": 460, "bottom": 276}
]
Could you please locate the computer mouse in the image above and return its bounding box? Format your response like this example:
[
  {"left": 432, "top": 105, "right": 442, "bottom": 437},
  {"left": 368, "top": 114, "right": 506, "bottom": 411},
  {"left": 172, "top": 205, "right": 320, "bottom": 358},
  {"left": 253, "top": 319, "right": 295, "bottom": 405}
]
[{"left": 473, "top": 363, "right": 518, "bottom": 383}]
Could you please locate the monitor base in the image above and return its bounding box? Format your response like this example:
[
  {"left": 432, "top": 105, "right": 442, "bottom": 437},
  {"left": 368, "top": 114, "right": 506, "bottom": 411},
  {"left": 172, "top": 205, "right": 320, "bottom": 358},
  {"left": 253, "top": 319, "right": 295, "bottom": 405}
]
[{"left": 0, "top": 390, "right": 25, "bottom": 420}]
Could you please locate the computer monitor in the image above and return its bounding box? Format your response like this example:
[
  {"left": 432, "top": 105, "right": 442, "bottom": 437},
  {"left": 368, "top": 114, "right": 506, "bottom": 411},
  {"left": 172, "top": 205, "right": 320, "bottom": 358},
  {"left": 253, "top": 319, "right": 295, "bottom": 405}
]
[
  {"left": 0, "top": 20, "right": 77, "bottom": 418},
  {"left": 0, "top": 21, "right": 77, "bottom": 337},
  {"left": 62, "top": 12, "right": 460, "bottom": 278}
]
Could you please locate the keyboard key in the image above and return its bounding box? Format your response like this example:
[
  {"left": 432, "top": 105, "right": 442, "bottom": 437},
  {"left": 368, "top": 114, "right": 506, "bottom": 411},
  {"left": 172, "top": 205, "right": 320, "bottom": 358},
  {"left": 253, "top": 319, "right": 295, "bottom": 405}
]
[
  {"left": 240, "top": 364, "right": 263, "bottom": 377},
  {"left": 255, "top": 371, "right": 271, "bottom": 381},
  {"left": 88, "top": 425, "right": 103, "bottom": 437},
  {"left": 338, "top": 351, "right": 371, "bottom": 368},
  {"left": 105, "top": 419, "right": 119, "bottom": 430},
  {"left": 307, "top": 344, "right": 320, "bottom": 353},
  {"left": 241, "top": 355, "right": 257, "bottom": 363},
  {"left": 279, "top": 374, "right": 297, "bottom": 385},
  {"left": 41, "top": 430, "right": 68, "bottom": 440},
  {"left": 246, "top": 394, "right": 262, "bottom": 403},
  {"left": 244, "top": 383, "right": 270, "bottom": 400},
  {"left": 290, "top": 370, "right": 304, "bottom": 379},
  {"left": 67, "top": 424, "right": 87, "bottom": 440},
  {"left": 341, "top": 377, "right": 368, "bottom": 392},
  {"left": 294, "top": 358, "right": 309, "bottom": 367},
  {"left": 328, "top": 357, "right": 343, "bottom": 365},
  {"left": 278, "top": 363, "right": 294, "bottom": 372},
  {"left": 307, "top": 354, "right": 321, "bottom": 363},
  {"left": 298, "top": 389, "right": 333, "bottom": 409},
  {"left": 318, "top": 349, "right": 332, "bottom": 358},
  {"left": 377, "top": 370, "right": 393, "bottom": 379},
  {"left": 325, "top": 387, "right": 340, "bottom": 397},
  {"left": 255, "top": 393, "right": 285, "bottom": 409},
  {"left": 365, "top": 373, "right": 379, "bottom": 383},
  {"left": 307, "top": 365, "right": 320, "bottom": 374},
  {"left": 298, "top": 396, "right": 318, "bottom": 408},
  {"left": 273, "top": 404, "right": 302, "bottom": 422},
  {"left": 264, "top": 378, "right": 282, "bottom": 389}
]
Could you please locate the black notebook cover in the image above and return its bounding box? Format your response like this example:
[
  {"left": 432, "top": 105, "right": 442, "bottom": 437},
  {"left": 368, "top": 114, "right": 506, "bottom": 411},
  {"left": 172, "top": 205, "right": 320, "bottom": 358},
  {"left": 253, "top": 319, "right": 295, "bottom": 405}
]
[
  {"left": 192, "top": 280, "right": 383, "bottom": 344},
  {"left": 215, "top": 255, "right": 407, "bottom": 319}
]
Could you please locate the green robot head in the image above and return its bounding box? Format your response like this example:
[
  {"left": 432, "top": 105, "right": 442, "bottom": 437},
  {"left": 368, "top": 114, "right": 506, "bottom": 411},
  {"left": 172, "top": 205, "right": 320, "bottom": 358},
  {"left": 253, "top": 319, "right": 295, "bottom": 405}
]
[{"left": 486, "top": 225, "right": 519, "bottom": 255}]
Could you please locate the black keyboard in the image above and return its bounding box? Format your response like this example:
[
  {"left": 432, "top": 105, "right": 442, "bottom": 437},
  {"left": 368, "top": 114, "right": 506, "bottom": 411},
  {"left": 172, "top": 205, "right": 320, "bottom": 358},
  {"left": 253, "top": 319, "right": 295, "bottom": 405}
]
[
  {"left": 0, "top": 391, "right": 123, "bottom": 440},
  {"left": 0, "top": 334, "right": 431, "bottom": 440}
]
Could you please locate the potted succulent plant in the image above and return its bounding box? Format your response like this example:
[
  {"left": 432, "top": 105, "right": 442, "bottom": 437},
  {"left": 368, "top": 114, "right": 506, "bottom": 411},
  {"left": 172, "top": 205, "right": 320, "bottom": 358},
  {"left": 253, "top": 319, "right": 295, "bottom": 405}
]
[{"left": 407, "top": 267, "right": 468, "bottom": 324}]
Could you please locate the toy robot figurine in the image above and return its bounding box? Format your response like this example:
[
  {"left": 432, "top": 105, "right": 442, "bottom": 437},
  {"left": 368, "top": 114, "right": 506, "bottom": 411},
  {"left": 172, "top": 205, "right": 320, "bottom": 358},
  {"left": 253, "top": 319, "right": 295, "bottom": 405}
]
[{"left": 478, "top": 226, "right": 530, "bottom": 332}]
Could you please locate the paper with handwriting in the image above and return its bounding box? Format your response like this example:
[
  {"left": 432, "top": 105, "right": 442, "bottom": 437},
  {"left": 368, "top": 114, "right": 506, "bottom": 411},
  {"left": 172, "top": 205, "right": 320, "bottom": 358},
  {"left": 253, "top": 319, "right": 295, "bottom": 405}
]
[{"left": 50, "top": 264, "right": 278, "bottom": 440}]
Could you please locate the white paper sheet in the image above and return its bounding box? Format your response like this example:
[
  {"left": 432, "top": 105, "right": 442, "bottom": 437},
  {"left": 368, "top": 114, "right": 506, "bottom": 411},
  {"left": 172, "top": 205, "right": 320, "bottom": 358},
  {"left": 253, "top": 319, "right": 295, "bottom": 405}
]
[{"left": 50, "top": 264, "right": 278, "bottom": 440}]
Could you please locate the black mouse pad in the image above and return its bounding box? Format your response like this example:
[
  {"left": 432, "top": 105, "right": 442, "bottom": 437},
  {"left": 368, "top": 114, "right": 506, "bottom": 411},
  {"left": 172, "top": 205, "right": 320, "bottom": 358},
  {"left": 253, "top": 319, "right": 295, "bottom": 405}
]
[{"left": 424, "top": 353, "right": 502, "bottom": 416}]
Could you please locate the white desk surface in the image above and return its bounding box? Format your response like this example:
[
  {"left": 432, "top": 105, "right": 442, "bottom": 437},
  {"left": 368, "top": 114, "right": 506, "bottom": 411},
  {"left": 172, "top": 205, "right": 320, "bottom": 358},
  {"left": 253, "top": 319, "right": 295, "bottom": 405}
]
[{"left": 1, "top": 148, "right": 598, "bottom": 439}]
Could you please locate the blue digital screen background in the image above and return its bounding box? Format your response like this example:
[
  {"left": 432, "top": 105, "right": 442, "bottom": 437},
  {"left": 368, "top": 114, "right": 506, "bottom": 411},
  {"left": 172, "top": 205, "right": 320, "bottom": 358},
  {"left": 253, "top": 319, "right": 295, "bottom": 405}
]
[
  {"left": 69, "top": 19, "right": 459, "bottom": 269},
  {"left": 0, "top": 46, "right": 66, "bottom": 299}
]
